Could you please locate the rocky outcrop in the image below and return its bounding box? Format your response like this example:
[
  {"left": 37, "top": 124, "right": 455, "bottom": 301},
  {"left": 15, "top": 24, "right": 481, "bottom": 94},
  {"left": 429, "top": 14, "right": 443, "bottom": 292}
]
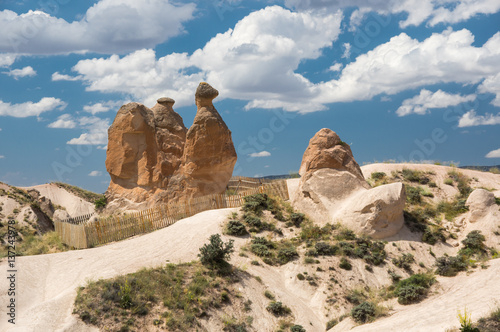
[
  {"left": 105, "top": 83, "right": 237, "bottom": 210},
  {"left": 466, "top": 189, "right": 497, "bottom": 223},
  {"left": 299, "top": 128, "right": 364, "bottom": 180},
  {"left": 293, "top": 128, "right": 405, "bottom": 239}
]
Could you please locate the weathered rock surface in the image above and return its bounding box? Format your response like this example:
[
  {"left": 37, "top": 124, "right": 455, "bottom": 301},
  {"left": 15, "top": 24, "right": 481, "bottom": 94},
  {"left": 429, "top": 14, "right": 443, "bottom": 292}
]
[
  {"left": 293, "top": 128, "right": 405, "bottom": 238},
  {"left": 105, "top": 83, "right": 237, "bottom": 209},
  {"left": 334, "top": 182, "right": 406, "bottom": 239},
  {"left": 299, "top": 128, "right": 364, "bottom": 180},
  {"left": 466, "top": 189, "right": 497, "bottom": 223}
]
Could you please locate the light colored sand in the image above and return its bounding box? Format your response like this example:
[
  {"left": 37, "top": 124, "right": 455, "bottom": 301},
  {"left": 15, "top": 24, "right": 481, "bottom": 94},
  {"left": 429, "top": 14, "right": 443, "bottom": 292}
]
[
  {"left": 21, "top": 183, "right": 95, "bottom": 217},
  {"left": 331, "top": 258, "right": 500, "bottom": 332}
]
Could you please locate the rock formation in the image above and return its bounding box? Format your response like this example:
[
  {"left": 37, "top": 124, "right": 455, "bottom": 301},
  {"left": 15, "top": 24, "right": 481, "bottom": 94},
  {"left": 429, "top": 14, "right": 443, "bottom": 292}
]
[
  {"left": 466, "top": 189, "right": 497, "bottom": 223},
  {"left": 105, "top": 83, "right": 237, "bottom": 210},
  {"left": 293, "top": 128, "right": 406, "bottom": 239}
]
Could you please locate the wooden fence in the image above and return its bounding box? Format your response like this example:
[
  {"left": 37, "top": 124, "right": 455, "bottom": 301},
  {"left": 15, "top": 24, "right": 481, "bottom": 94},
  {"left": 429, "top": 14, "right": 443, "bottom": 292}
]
[{"left": 55, "top": 180, "right": 289, "bottom": 249}]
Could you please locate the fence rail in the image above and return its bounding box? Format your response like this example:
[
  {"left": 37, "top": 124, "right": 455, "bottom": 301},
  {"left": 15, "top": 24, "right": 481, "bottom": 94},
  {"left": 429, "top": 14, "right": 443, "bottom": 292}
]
[{"left": 55, "top": 180, "right": 289, "bottom": 249}]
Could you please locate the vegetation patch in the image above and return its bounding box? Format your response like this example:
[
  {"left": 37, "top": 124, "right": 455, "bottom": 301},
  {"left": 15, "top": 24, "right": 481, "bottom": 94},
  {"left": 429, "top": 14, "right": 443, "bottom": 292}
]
[
  {"left": 392, "top": 273, "right": 435, "bottom": 305},
  {"left": 74, "top": 261, "right": 247, "bottom": 331},
  {"left": 52, "top": 182, "right": 103, "bottom": 203},
  {"left": 249, "top": 237, "right": 298, "bottom": 266}
]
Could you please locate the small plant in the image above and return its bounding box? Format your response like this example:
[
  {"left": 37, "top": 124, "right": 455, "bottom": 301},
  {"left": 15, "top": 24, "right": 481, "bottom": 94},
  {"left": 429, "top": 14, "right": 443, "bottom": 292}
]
[
  {"left": 290, "top": 213, "right": 305, "bottom": 227},
  {"left": 94, "top": 195, "right": 107, "bottom": 210},
  {"left": 198, "top": 234, "right": 234, "bottom": 269},
  {"left": 406, "top": 186, "right": 422, "bottom": 205},
  {"left": 326, "top": 319, "right": 338, "bottom": 329},
  {"left": 290, "top": 325, "right": 306, "bottom": 332},
  {"left": 226, "top": 220, "right": 248, "bottom": 236},
  {"left": 394, "top": 273, "right": 435, "bottom": 305},
  {"left": 351, "top": 302, "right": 376, "bottom": 323},
  {"left": 266, "top": 301, "right": 291, "bottom": 317},
  {"left": 339, "top": 257, "right": 352, "bottom": 270},
  {"left": 435, "top": 255, "right": 467, "bottom": 276},
  {"left": 392, "top": 253, "right": 415, "bottom": 272},
  {"left": 264, "top": 290, "right": 275, "bottom": 300},
  {"left": 371, "top": 172, "right": 386, "bottom": 180},
  {"left": 296, "top": 273, "right": 305, "bottom": 281},
  {"left": 459, "top": 230, "right": 486, "bottom": 257},
  {"left": 119, "top": 279, "right": 133, "bottom": 309},
  {"left": 444, "top": 178, "right": 454, "bottom": 186},
  {"left": 458, "top": 308, "right": 479, "bottom": 332}
]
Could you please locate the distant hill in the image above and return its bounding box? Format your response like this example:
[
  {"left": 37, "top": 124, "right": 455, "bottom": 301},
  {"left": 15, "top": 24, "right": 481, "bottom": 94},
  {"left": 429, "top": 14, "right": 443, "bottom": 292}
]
[{"left": 460, "top": 165, "right": 500, "bottom": 173}]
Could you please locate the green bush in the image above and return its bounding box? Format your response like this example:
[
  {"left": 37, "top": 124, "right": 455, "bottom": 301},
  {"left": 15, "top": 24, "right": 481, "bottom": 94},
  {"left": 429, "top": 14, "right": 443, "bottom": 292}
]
[
  {"left": 326, "top": 319, "right": 338, "bottom": 329},
  {"left": 392, "top": 253, "right": 415, "bottom": 271},
  {"left": 401, "top": 169, "right": 429, "bottom": 184},
  {"left": 444, "top": 178, "right": 454, "bottom": 186},
  {"left": 290, "top": 325, "right": 306, "bottom": 332},
  {"left": 297, "top": 273, "right": 305, "bottom": 281},
  {"left": 314, "top": 242, "right": 339, "bottom": 256},
  {"left": 396, "top": 284, "right": 427, "bottom": 305},
  {"left": 435, "top": 255, "right": 467, "bottom": 276},
  {"left": 242, "top": 194, "right": 269, "bottom": 215},
  {"left": 94, "top": 195, "right": 107, "bottom": 210},
  {"left": 266, "top": 301, "right": 291, "bottom": 316},
  {"left": 345, "top": 289, "right": 367, "bottom": 305},
  {"left": 351, "top": 302, "right": 376, "bottom": 323},
  {"left": 339, "top": 257, "right": 352, "bottom": 270},
  {"left": 277, "top": 246, "right": 298, "bottom": 265},
  {"left": 406, "top": 186, "right": 422, "bottom": 205},
  {"left": 371, "top": 172, "right": 386, "bottom": 180},
  {"left": 225, "top": 220, "right": 247, "bottom": 236},
  {"left": 290, "top": 213, "right": 305, "bottom": 227},
  {"left": 422, "top": 227, "right": 446, "bottom": 245},
  {"left": 243, "top": 214, "right": 262, "bottom": 229},
  {"left": 198, "top": 234, "right": 234, "bottom": 269},
  {"left": 459, "top": 230, "right": 486, "bottom": 256},
  {"left": 437, "top": 199, "right": 468, "bottom": 221},
  {"left": 264, "top": 290, "right": 275, "bottom": 300}
]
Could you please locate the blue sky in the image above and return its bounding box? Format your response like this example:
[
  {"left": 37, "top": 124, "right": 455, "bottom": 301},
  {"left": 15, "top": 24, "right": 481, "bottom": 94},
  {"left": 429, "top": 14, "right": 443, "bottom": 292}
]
[{"left": 0, "top": 0, "right": 500, "bottom": 193}]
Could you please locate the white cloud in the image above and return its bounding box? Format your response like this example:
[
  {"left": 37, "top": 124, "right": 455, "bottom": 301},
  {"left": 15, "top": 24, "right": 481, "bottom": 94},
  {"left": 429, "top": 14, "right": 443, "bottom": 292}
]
[
  {"left": 0, "top": 155, "right": 5, "bottom": 159},
  {"left": 458, "top": 110, "right": 500, "bottom": 127},
  {"left": 88, "top": 170, "right": 102, "bottom": 177},
  {"left": 97, "top": 145, "right": 107, "bottom": 150},
  {"left": 284, "top": 0, "right": 500, "bottom": 28},
  {"left": 329, "top": 63, "right": 343, "bottom": 72},
  {"left": 396, "top": 89, "right": 476, "bottom": 116},
  {"left": 83, "top": 100, "right": 123, "bottom": 114},
  {"left": 249, "top": 151, "right": 271, "bottom": 158},
  {"left": 478, "top": 72, "right": 500, "bottom": 106},
  {"left": 0, "top": 97, "right": 66, "bottom": 117},
  {"left": 0, "top": 0, "right": 196, "bottom": 54},
  {"left": 341, "top": 43, "right": 351, "bottom": 59},
  {"left": 4, "top": 66, "right": 36, "bottom": 79},
  {"left": 486, "top": 148, "right": 500, "bottom": 158},
  {"left": 67, "top": 116, "right": 110, "bottom": 145},
  {"left": 70, "top": 6, "right": 343, "bottom": 109},
  {"left": 48, "top": 114, "right": 77, "bottom": 128},
  {"left": 0, "top": 53, "right": 16, "bottom": 67},
  {"left": 52, "top": 72, "right": 82, "bottom": 81}
]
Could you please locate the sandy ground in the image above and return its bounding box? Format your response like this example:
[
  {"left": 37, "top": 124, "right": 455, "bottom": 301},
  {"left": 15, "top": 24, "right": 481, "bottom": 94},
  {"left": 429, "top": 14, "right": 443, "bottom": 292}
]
[{"left": 331, "top": 258, "right": 500, "bottom": 332}]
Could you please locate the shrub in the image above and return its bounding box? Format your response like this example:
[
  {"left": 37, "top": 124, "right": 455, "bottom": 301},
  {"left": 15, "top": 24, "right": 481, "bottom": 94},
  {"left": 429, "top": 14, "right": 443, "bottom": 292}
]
[
  {"left": 406, "top": 186, "right": 422, "bottom": 205},
  {"left": 266, "top": 301, "right": 291, "bottom": 316},
  {"left": 339, "top": 257, "right": 352, "bottom": 270},
  {"left": 250, "top": 244, "right": 272, "bottom": 257},
  {"left": 243, "top": 214, "right": 262, "bottom": 229},
  {"left": 326, "top": 319, "right": 338, "bottom": 329},
  {"left": 444, "top": 178, "right": 454, "bottom": 186},
  {"left": 198, "top": 234, "right": 234, "bottom": 269},
  {"left": 336, "top": 228, "right": 357, "bottom": 241},
  {"left": 394, "top": 273, "right": 435, "bottom": 304},
  {"left": 435, "top": 255, "right": 467, "bottom": 276},
  {"left": 290, "top": 325, "right": 306, "bottom": 332},
  {"left": 371, "top": 172, "right": 386, "bottom": 180},
  {"left": 459, "top": 230, "right": 486, "bottom": 256},
  {"left": 225, "top": 220, "right": 247, "bottom": 236},
  {"left": 94, "top": 195, "right": 107, "bottom": 210},
  {"left": 297, "top": 273, "right": 305, "bottom": 281},
  {"left": 392, "top": 253, "right": 415, "bottom": 271},
  {"left": 264, "top": 290, "right": 275, "bottom": 300},
  {"left": 345, "top": 289, "right": 367, "bottom": 305},
  {"left": 437, "top": 199, "right": 468, "bottom": 221},
  {"left": 396, "top": 284, "right": 427, "bottom": 304},
  {"left": 315, "top": 242, "right": 339, "bottom": 256},
  {"left": 351, "top": 302, "right": 376, "bottom": 323},
  {"left": 300, "top": 223, "right": 333, "bottom": 241},
  {"left": 242, "top": 194, "right": 269, "bottom": 215},
  {"left": 496, "top": 197, "right": 500, "bottom": 205},
  {"left": 458, "top": 308, "right": 480, "bottom": 332},
  {"left": 422, "top": 227, "right": 446, "bottom": 245},
  {"left": 290, "top": 213, "right": 305, "bottom": 227},
  {"left": 277, "top": 246, "right": 298, "bottom": 265}
]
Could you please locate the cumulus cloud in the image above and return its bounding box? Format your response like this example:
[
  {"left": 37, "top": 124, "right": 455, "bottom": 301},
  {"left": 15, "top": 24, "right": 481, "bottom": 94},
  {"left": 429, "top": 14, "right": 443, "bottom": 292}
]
[
  {"left": 0, "top": 97, "right": 66, "bottom": 117},
  {"left": 52, "top": 72, "right": 82, "bottom": 81},
  {"left": 0, "top": 53, "right": 17, "bottom": 67},
  {"left": 396, "top": 89, "right": 476, "bottom": 116},
  {"left": 4, "top": 66, "right": 36, "bottom": 79},
  {"left": 88, "top": 170, "right": 102, "bottom": 176},
  {"left": 48, "top": 114, "right": 77, "bottom": 128},
  {"left": 478, "top": 72, "right": 500, "bottom": 106},
  {"left": 67, "top": 116, "right": 110, "bottom": 145},
  {"left": 283, "top": 0, "right": 500, "bottom": 28},
  {"left": 71, "top": 6, "right": 343, "bottom": 109},
  {"left": 83, "top": 100, "right": 123, "bottom": 114},
  {"left": 0, "top": 155, "right": 5, "bottom": 159},
  {"left": 458, "top": 110, "right": 500, "bottom": 127},
  {"left": 0, "top": 0, "right": 196, "bottom": 54},
  {"left": 249, "top": 151, "right": 271, "bottom": 158},
  {"left": 486, "top": 148, "right": 500, "bottom": 158}
]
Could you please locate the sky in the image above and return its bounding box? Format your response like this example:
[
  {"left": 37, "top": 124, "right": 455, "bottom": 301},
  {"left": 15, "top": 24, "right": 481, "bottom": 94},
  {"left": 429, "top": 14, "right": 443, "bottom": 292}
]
[{"left": 0, "top": 0, "right": 500, "bottom": 193}]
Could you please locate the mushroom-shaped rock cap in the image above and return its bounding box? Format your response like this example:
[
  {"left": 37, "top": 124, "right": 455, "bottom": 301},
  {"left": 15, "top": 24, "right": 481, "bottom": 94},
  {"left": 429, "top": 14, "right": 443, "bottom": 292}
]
[
  {"left": 195, "top": 82, "right": 219, "bottom": 101},
  {"left": 157, "top": 97, "right": 175, "bottom": 105}
]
